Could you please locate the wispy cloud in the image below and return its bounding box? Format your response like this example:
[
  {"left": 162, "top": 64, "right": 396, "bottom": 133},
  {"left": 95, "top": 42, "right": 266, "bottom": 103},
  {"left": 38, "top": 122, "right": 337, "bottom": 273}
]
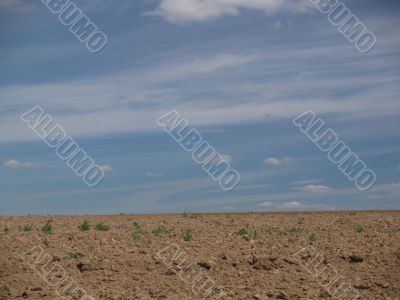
[
  {"left": 210, "top": 154, "right": 233, "bottom": 164},
  {"left": 264, "top": 156, "right": 293, "bottom": 166},
  {"left": 292, "top": 179, "right": 323, "bottom": 186},
  {"left": 279, "top": 201, "right": 302, "bottom": 209},
  {"left": 299, "top": 185, "right": 333, "bottom": 193},
  {"left": 259, "top": 201, "right": 274, "bottom": 207},
  {"left": 264, "top": 157, "right": 282, "bottom": 166},
  {"left": 3, "top": 160, "right": 38, "bottom": 169},
  {"left": 0, "top": 0, "right": 33, "bottom": 13},
  {"left": 145, "top": 171, "right": 164, "bottom": 178},
  {"left": 1, "top": 42, "right": 399, "bottom": 144},
  {"left": 100, "top": 164, "right": 113, "bottom": 172},
  {"left": 258, "top": 200, "right": 335, "bottom": 211},
  {"left": 148, "top": 0, "right": 311, "bottom": 23}
]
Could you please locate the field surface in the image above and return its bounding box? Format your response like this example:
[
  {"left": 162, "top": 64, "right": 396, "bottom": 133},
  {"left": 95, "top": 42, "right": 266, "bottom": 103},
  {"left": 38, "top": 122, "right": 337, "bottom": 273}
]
[{"left": 0, "top": 211, "right": 399, "bottom": 300}]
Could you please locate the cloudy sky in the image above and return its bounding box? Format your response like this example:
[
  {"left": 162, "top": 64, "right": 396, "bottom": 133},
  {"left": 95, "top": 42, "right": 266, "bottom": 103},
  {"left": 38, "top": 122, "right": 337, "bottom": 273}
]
[{"left": 0, "top": 0, "right": 399, "bottom": 215}]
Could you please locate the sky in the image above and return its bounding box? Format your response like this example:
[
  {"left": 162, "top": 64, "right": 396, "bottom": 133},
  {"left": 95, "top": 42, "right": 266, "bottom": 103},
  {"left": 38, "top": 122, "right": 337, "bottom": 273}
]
[{"left": 0, "top": 0, "right": 399, "bottom": 215}]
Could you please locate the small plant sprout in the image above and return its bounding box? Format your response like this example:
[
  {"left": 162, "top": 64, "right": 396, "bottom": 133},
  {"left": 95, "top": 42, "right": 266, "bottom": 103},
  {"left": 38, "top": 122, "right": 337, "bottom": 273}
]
[
  {"left": 236, "top": 227, "right": 257, "bottom": 240},
  {"left": 289, "top": 227, "right": 304, "bottom": 233},
  {"left": 132, "top": 222, "right": 141, "bottom": 230},
  {"left": 23, "top": 224, "right": 33, "bottom": 232},
  {"left": 132, "top": 233, "right": 151, "bottom": 246},
  {"left": 95, "top": 223, "right": 109, "bottom": 231},
  {"left": 152, "top": 225, "right": 171, "bottom": 236},
  {"left": 355, "top": 225, "right": 365, "bottom": 233},
  {"left": 132, "top": 234, "right": 141, "bottom": 242},
  {"left": 66, "top": 252, "right": 84, "bottom": 259},
  {"left": 309, "top": 233, "right": 317, "bottom": 244},
  {"left": 78, "top": 220, "right": 90, "bottom": 231},
  {"left": 42, "top": 220, "right": 53, "bottom": 235},
  {"left": 182, "top": 229, "right": 192, "bottom": 241},
  {"left": 237, "top": 228, "right": 249, "bottom": 236}
]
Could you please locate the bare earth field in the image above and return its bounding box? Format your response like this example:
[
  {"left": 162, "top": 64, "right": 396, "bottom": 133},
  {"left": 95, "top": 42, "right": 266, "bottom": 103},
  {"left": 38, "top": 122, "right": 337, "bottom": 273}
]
[{"left": 0, "top": 211, "right": 399, "bottom": 300}]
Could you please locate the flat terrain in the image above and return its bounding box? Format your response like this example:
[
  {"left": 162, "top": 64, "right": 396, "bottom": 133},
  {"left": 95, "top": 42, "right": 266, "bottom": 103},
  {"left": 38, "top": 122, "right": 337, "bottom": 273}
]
[{"left": 0, "top": 211, "right": 399, "bottom": 300}]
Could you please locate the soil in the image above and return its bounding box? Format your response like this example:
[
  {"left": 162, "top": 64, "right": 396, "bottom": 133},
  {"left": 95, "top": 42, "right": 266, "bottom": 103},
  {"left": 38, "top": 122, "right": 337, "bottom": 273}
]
[{"left": 0, "top": 211, "right": 399, "bottom": 299}]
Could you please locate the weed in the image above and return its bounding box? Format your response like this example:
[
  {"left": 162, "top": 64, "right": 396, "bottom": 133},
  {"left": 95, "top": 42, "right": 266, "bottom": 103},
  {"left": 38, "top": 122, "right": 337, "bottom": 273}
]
[
  {"left": 182, "top": 212, "right": 188, "bottom": 218},
  {"left": 132, "top": 222, "right": 141, "bottom": 230},
  {"left": 258, "top": 225, "right": 272, "bottom": 235},
  {"left": 289, "top": 227, "right": 304, "bottom": 233},
  {"left": 152, "top": 225, "right": 171, "bottom": 236},
  {"left": 355, "top": 225, "right": 365, "bottom": 233},
  {"left": 349, "top": 211, "right": 357, "bottom": 216},
  {"left": 237, "top": 227, "right": 257, "bottom": 240},
  {"left": 41, "top": 221, "right": 53, "bottom": 235},
  {"left": 309, "top": 233, "right": 317, "bottom": 244},
  {"left": 132, "top": 234, "right": 151, "bottom": 246},
  {"left": 228, "top": 217, "right": 235, "bottom": 224},
  {"left": 66, "top": 252, "right": 84, "bottom": 259},
  {"left": 23, "top": 224, "right": 33, "bottom": 232},
  {"left": 237, "top": 228, "right": 249, "bottom": 236},
  {"left": 132, "top": 234, "right": 141, "bottom": 242},
  {"left": 141, "top": 239, "right": 152, "bottom": 246},
  {"left": 4, "top": 225, "right": 10, "bottom": 234},
  {"left": 132, "top": 222, "right": 147, "bottom": 235},
  {"left": 95, "top": 223, "right": 109, "bottom": 231},
  {"left": 182, "top": 229, "right": 193, "bottom": 241},
  {"left": 78, "top": 220, "right": 90, "bottom": 231},
  {"left": 276, "top": 228, "right": 285, "bottom": 236}
]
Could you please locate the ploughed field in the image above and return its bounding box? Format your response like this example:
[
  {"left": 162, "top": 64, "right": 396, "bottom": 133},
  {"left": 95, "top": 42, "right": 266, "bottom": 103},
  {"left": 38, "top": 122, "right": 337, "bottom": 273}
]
[{"left": 0, "top": 211, "right": 399, "bottom": 299}]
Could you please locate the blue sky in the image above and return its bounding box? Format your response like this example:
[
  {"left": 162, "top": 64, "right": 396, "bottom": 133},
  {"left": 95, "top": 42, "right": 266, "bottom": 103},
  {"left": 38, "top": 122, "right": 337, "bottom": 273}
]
[{"left": 0, "top": 0, "right": 399, "bottom": 215}]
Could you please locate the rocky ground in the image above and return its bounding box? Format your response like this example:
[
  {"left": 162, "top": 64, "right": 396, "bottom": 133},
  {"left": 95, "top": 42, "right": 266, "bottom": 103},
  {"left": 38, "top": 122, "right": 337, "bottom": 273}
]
[{"left": 0, "top": 211, "right": 399, "bottom": 299}]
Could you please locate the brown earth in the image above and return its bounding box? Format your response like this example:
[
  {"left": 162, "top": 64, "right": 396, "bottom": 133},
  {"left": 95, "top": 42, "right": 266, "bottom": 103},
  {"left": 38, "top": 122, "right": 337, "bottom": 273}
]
[{"left": 0, "top": 211, "right": 399, "bottom": 300}]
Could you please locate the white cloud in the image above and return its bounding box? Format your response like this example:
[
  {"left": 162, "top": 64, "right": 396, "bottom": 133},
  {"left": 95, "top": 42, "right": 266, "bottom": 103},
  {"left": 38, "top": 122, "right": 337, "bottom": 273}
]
[
  {"left": 292, "top": 179, "right": 323, "bottom": 186},
  {"left": 100, "top": 164, "right": 112, "bottom": 172},
  {"left": 259, "top": 200, "right": 335, "bottom": 211},
  {"left": 3, "top": 160, "right": 38, "bottom": 169},
  {"left": 259, "top": 201, "right": 273, "bottom": 207},
  {"left": 301, "top": 184, "right": 333, "bottom": 193},
  {"left": 210, "top": 154, "right": 233, "bottom": 164},
  {"left": 223, "top": 206, "right": 236, "bottom": 210},
  {"left": 220, "top": 154, "right": 233, "bottom": 163},
  {"left": 279, "top": 201, "right": 301, "bottom": 209},
  {"left": 0, "top": 0, "right": 33, "bottom": 12},
  {"left": 264, "top": 157, "right": 282, "bottom": 166},
  {"left": 263, "top": 156, "right": 295, "bottom": 166},
  {"left": 145, "top": 171, "right": 164, "bottom": 177},
  {"left": 148, "top": 0, "right": 311, "bottom": 23}
]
